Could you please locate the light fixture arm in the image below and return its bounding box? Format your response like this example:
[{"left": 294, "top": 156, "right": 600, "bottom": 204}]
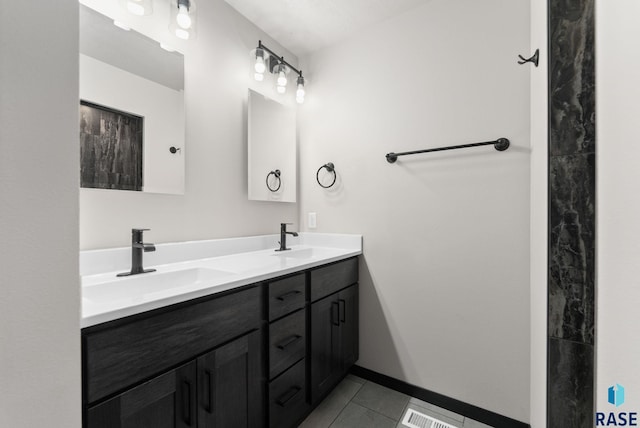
[{"left": 257, "top": 40, "right": 303, "bottom": 78}]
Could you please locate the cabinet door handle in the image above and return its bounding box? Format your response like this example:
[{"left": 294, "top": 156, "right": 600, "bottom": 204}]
[
  {"left": 276, "top": 386, "right": 302, "bottom": 407},
  {"left": 331, "top": 301, "right": 340, "bottom": 326},
  {"left": 276, "top": 290, "right": 301, "bottom": 301},
  {"left": 277, "top": 334, "right": 302, "bottom": 350},
  {"left": 182, "top": 380, "right": 192, "bottom": 426},
  {"left": 339, "top": 299, "right": 346, "bottom": 323},
  {"left": 204, "top": 370, "right": 213, "bottom": 414}
]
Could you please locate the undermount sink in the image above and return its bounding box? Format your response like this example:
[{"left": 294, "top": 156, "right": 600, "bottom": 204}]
[
  {"left": 272, "top": 247, "right": 332, "bottom": 260},
  {"left": 82, "top": 267, "right": 235, "bottom": 302}
]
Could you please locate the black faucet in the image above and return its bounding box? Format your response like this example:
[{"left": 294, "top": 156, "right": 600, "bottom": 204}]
[
  {"left": 276, "top": 223, "right": 298, "bottom": 252},
  {"left": 117, "top": 228, "right": 157, "bottom": 277}
]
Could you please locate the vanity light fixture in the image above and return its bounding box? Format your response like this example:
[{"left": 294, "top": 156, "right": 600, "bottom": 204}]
[
  {"left": 169, "top": 0, "right": 197, "bottom": 40},
  {"left": 120, "top": 0, "right": 153, "bottom": 16},
  {"left": 252, "top": 40, "right": 306, "bottom": 104}
]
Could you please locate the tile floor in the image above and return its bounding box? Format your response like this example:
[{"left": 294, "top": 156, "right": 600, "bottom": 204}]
[{"left": 299, "top": 375, "right": 493, "bottom": 428}]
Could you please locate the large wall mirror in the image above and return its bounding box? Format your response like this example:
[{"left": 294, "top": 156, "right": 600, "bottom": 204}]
[
  {"left": 79, "top": 4, "right": 185, "bottom": 194},
  {"left": 248, "top": 89, "right": 297, "bottom": 203}
]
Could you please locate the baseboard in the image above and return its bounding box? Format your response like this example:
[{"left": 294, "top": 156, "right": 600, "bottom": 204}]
[{"left": 350, "top": 365, "right": 530, "bottom": 428}]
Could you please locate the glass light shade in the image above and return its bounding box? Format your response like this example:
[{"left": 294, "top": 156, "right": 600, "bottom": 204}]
[
  {"left": 296, "top": 84, "right": 305, "bottom": 98},
  {"left": 254, "top": 56, "right": 266, "bottom": 74},
  {"left": 277, "top": 70, "right": 287, "bottom": 87},
  {"left": 169, "top": 0, "right": 196, "bottom": 40},
  {"left": 254, "top": 72, "right": 264, "bottom": 82},
  {"left": 276, "top": 85, "right": 286, "bottom": 94},
  {"left": 296, "top": 95, "right": 305, "bottom": 104},
  {"left": 176, "top": 4, "right": 192, "bottom": 29}
]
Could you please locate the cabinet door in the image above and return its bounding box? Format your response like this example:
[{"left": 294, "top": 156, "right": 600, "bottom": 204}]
[
  {"left": 87, "top": 362, "right": 196, "bottom": 428},
  {"left": 339, "top": 284, "right": 359, "bottom": 370},
  {"left": 310, "top": 293, "right": 342, "bottom": 404},
  {"left": 197, "top": 330, "right": 263, "bottom": 428}
]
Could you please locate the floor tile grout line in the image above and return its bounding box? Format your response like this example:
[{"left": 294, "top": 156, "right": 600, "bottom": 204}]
[
  {"left": 339, "top": 401, "right": 400, "bottom": 426},
  {"left": 325, "top": 378, "right": 366, "bottom": 428}
]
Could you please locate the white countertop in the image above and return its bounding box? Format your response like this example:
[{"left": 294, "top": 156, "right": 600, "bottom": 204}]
[{"left": 81, "top": 233, "right": 362, "bottom": 328}]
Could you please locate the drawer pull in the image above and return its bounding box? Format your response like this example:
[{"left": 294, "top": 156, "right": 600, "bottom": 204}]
[
  {"left": 276, "top": 290, "right": 301, "bottom": 301},
  {"left": 276, "top": 335, "right": 302, "bottom": 350},
  {"left": 276, "top": 386, "right": 302, "bottom": 407},
  {"left": 204, "top": 370, "right": 213, "bottom": 413},
  {"left": 331, "top": 301, "right": 340, "bottom": 326},
  {"left": 182, "top": 380, "right": 192, "bottom": 426},
  {"left": 339, "top": 299, "right": 346, "bottom": 323}
]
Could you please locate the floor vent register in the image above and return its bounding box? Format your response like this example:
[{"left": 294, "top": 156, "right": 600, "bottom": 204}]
[{"left": 401, "top": 408, "right": 458, "bottom": 428}]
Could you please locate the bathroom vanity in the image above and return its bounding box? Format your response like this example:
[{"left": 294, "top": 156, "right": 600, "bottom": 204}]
[{"left": 80, "top": 234, "right": 361, "bottom": 428}]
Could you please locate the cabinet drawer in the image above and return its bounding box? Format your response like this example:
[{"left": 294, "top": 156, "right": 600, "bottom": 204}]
[
  {"left": 269, "top": 309, "right": 306, "bottom": 379},
  {"left": 268, "top": 273, "right": 306, "bottom": 321},
  {"left": 310, "top": 257, "right": 358, "bottom": 302},
  {"left": 269, "top": 359, "right": 308, "bottom": 428},
  {"left": 84, "top": 286, "right": 261, "bottom": 404}
]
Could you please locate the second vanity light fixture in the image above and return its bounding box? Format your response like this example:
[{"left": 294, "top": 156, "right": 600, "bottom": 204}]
[
  {"left": 120, "top": 0, "right": 197, "bottom": 41},
  {"left": 253, "top": 40, "right": 306, "bottom": 104}
]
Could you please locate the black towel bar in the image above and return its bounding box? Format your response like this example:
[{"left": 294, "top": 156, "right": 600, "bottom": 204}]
[{"left": 385, "top": 138, "right": 510, "bottom": 163}]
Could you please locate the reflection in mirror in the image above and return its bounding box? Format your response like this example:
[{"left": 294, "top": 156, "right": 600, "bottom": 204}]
[
  {"left": 248, "top": 89, "right": 297, "bottom": 203},
  {"left": 79, "top": 4, "right": 185, "bottom": 194}
]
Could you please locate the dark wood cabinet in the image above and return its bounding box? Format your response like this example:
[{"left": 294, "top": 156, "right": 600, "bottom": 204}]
[
  {"left": 310, "top": 283, "right": 359, "bottom": 404},
  {"left": 197, "top": 330, "right": 263, "bottom": 428},
  {"left": 269, "top": 359, "right": 307, "bottom": 428},
  {"left": 84, "top": 286, "right": 261, "bottom": 404},
  {"left": 87, "top": 331, "right": 262, "bottom": 428},
  {"left": 83, "top": 256, "right": 359, "bottom": 428},
  {"left": 87, "top": 361, "right": 196, "bottom": 428},
  {"left": 339, "top": 284, "right": 359, "bottom": 370},
  {"left": 265, "top": 273, "right": 309, "bottom": 428}
]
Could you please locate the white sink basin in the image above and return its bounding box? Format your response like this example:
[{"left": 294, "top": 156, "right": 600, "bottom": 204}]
[
  {"left": 272, "top": 247, "right": 333, "bottom": 260},
  {"left": 82, "top": 267, "right": 235, "bottom": 302}
]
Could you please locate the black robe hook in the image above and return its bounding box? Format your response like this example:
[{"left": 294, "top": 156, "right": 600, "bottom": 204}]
[{"left": 518, "top": 49, "right": 539, "bottom": 67}]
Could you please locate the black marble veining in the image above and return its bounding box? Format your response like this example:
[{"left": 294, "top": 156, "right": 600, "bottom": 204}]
[
  {"left": 548, "top": 154, "right": 595, "bottom": 344},
  {"left": 548, "top": 0, "right": 595, "bottom": 425},
  {"left": 548, "top": 338, "right": 594, "bottom": 428},
  {"left": 549, "top": 0, "right": 595, "bottom": 157}
]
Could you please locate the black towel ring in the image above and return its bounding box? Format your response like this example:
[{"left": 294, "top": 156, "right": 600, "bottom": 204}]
[
  {"left": 266, "top": 170, "right": 281, "bottom": 192},
  {"left": 316, "top": 163, "right": 337, "bottom": 189}
]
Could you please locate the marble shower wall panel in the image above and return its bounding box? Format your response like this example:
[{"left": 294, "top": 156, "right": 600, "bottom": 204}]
[
  {"left": 548, "top": 0, "right": 595, "bottom": 426},
  {"left": 548, "top": 338, "right": 594, "bottom": 428},
  {"left": 549, "top": 0, "right": 595, "bottom": 157},
  {"left": 548, "top": 154, "right": 595, "bottom": 344}
]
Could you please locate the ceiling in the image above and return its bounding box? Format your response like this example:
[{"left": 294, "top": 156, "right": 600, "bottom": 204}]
[{"left": 224, "top": 0, "right": 432, "bottom": 57}]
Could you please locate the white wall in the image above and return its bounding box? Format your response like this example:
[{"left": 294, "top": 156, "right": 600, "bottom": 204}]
[
  {"left": 299, "top": 0, "right": 531, "bottom": 421},
  {"left": 529, "top": 0, "right": 548, "bottom": 426},
  {"left": 596, "top": 0, "right": 640, "bottom": 413},
  {"left": 79, "top": 0, "right": 299, "bottom": 249},
  {"left": 0, "top": 1, "right": 81, "bottom": 427}
]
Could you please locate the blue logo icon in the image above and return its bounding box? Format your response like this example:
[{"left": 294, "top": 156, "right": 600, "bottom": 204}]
[{"left": 609, "top": 384, "right": 626, "bottom": 407}]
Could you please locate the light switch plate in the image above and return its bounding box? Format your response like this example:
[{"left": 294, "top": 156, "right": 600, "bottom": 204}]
[{"left": 308, "top": 212, "right": 317, "bottom": 229}]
